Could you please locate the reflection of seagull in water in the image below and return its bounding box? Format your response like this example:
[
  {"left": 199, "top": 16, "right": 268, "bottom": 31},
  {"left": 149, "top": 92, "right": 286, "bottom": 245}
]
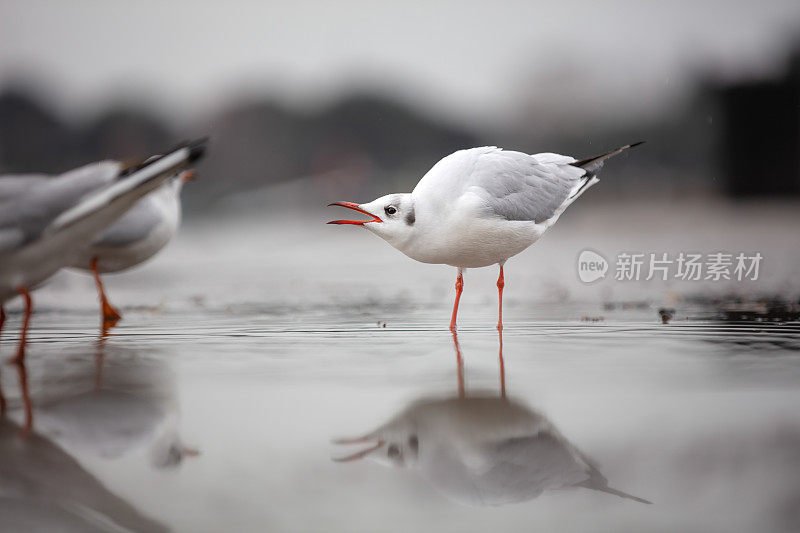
[
  {"left": 334, "top": 396, "right": 650, "bottom": 506},
  {"left": 329, "top": 143, "right": 642, "bottom": 330},
  {"left": 5, "top": 342, "right": 198, "bottom": 469},
  {"left": 334, "top": 334, "right": 650, "bottom": 506},
  {"left": 34, "top": 392, "right": 198, "bottom": 469},
  {"left": 0, "top": 417, "right": 168, "bottom": 532}
]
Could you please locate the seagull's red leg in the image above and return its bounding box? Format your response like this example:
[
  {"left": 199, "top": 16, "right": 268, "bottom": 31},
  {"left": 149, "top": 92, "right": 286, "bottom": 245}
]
[
  {"left": 10, "top": 288, "right": 32, "bottom": 365},
  {"left": 496, "top": 266, "right": 505, "bottom": 331},
  {"left": 496, "top": 266, "right": 506, "bottom": 398},
  {"left": 451, "top": 329, "right": 465, "bottom": 399},
  {"left": 91, "top": 257, "right": 122, "bottom": 327},
  {"left": 15, "top": 360, "right": 32, "bottom": 436},
  {"left": 449, "top": 269, "right": 464, "bottom": 332}
]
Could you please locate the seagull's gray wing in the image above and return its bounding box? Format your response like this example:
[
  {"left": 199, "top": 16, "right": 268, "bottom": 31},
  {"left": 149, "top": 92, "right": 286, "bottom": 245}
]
[
  {"left": 481, "top": 431, "right": 589, "bottom": 492},
  {"left": 484, "top": 432, "right": 652, "bottom": 504},
  {"left": 0, "top": 224, "right": 25, "bottom": 254},
  {"left": 0, "top": 162, "right": 120, "bottom": 254},
  {"left": 467, "top": 149, "right": 588, "bottom": 224},
  {"left": 0, "top": 175, "right": 51, "bottom": 249},
  {"left": 0, "top": 137, "right": 204, "bottom": 256},
  {"left": 0, "top": 174, "right": 51, "bottom": 202},
  {"left": 425, "top": 430, "right": 590, "bottom": 506},
  {"left": 91, "top": 197, "right": 163, "bottom": 247}
]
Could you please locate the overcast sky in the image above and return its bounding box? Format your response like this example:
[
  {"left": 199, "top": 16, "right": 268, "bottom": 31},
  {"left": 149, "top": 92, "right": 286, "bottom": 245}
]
[{"left": 2, "top": 0, "right": 800, "bottom": 127}]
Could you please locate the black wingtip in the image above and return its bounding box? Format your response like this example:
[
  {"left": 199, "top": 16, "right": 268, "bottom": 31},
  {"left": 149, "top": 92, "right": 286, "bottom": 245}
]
[
  {"left": 166, "top": 137, "right": 209, "bottom": 163},
  {"left": 629, "top": 141, "right": 645, "bottom": 148},
  {"left": 184, "top": 137, "right": 209, "bottom": 163}
]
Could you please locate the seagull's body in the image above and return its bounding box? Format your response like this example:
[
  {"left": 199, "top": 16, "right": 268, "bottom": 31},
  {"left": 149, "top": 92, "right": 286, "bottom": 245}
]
[
  {"left": 334, "top": 394, "right": 651, "bottom": 506},
  {"left": 68, "top": 174, "right": 188, "bottom": 325},
  {"left": 0, "top": 172, "right": 188, "bottom": 325},
  {"left": 329, "top": 143, "right": 641, "bottom": 329},
  {"left": 72, "top": 178, "right": 184, "bottom": 274},
  {"left": 382, "top": 148, "right": 587, "bottom": 268},
  {"left": 0, "top": 140, "right": 206, "bottom": 362}
]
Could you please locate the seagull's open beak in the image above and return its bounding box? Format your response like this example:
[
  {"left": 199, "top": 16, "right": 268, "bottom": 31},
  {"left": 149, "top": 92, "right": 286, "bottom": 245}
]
[
  {"left": 183, "top": 446, "right": 201, "bottom": 457},
  {"left": 327, "top": 202, "right": 382, "bottom": 225},
  {"left": 332, "top": 438, "right": 385, "bottom": 462}
]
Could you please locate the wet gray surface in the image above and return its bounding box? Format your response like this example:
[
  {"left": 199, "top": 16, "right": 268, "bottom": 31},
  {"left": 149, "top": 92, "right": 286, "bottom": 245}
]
[{"left": 1, "top": 200, "right": 799, "bottom": 532}]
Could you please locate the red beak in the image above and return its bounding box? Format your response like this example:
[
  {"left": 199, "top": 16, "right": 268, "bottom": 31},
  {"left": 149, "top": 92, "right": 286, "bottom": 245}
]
[
  {"left": 332, "top": 440, "right": 385, "bottom": 462},
  {"left": 181, "top": 170, "right": 196, "bottom": 183},
  {"left": 327, "top": 202, "right": 382, "bottom": 225}
]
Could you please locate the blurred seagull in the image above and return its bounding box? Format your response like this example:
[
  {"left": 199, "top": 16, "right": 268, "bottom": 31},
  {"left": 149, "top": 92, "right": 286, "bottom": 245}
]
[
  {"left": 68, "top": 168, "right": 194, "bottom": 327},
  {"left": 31, "top": 349, "right": 200, "bottom": 469},
  {"left": 329, "top": 143, "right": 642, "bottom": 330},
  {"left": 0, "top": 169, "right": 193, "bottom": 327},
  {"left": 0, "top": 139, "right": 206, "bottom": 362}
]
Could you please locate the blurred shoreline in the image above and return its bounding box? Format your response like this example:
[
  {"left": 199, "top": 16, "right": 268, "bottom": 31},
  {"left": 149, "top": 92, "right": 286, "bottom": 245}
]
[{"left": 3, "top": 35, "right": 800, "bottom": 211}]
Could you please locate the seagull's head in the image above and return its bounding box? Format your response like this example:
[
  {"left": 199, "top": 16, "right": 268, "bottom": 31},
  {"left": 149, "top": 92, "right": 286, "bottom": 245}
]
[
  {"left": 332, "top": 424, "right": 420, "bottom": 468},
  {"left": 328, "top": 193, "right": 416, "bottom": 247}
]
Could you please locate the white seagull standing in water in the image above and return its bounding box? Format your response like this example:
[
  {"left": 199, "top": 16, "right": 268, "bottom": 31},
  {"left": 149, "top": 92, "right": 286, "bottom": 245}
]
[
  {"left": 1, "top": 168, "right": 194, "bottom": 328},
  {"left": 0, "top": 140, "right": 206, "bottom": 362},
  {"left": 329, "top": 143, "right": 642, "bottom": 330},
  {"left": 68, "top": 168, "right": 194, "bottom": 327}
]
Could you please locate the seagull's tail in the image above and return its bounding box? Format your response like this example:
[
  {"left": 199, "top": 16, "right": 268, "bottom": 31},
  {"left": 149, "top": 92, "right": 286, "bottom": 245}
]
[
  {"left": 566, "top": 141, "right": 644, "bottom": 202},
  {"left": 576, "top": 479, "right": 653, "bottom": 504},
  {"left": 574, "top": 457, "right": 652, "bottom": 504},
  {"left": 571, "top": 141, "right": 644, "bottom": 176},
  {"left": 46, "top": 139, "right": 207, "bottom": 237}
]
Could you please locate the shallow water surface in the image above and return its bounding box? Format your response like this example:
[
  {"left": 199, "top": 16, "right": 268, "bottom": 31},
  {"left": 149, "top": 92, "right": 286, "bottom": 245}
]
[
  {"left": 1, "top": 202, "right": 800, "bottom": 532},
  {"left": 2, "top": 309, "right": 799, "bottom": 533}
]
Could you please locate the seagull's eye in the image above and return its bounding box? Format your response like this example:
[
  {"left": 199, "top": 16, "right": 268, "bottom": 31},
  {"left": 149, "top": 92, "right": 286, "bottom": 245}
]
[
  {"left": 387, "top": 444, "right": 400, "bottom": 458},
  {"left": 385, "top": 205, "right": 397, "bottom": 216}
]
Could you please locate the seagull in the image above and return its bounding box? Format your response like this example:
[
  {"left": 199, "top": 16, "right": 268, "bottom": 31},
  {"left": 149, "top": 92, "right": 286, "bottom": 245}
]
[
  {"left": 328, "top": 143, "right": 642, "bottom": 330},
  {"left": 333, "top": 394, "right": 651, "bottom": 506},
  {"left": 0, "top": 169, "right": 193, "bottom": 328},
  {"left": 0, "top": 139, "right": 206, "bottom": 363},
  {"left": 20, "top": 343, "right": 199, "bottom": 469},
  {"left": 68, "top": 169, "right": 193, "bottom": 327}
]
